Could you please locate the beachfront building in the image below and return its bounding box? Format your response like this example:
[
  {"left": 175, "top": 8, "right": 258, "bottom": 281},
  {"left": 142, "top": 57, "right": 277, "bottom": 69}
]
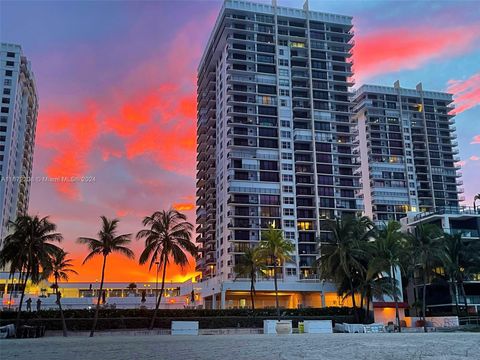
[
  {"left": 196, "top": 0, "right": 360, "bottom": 309},
  {"left": 352, "top": 81, "right": 461, "bottom": 225},
  {"left": 0, "top": 274, "right": 202, "bottom": 310},
  {"left": 0, "top": 43, "right": 38, "bottom": 244},
  {"left": 401, "top": 208, "right": 480, "bottom": 315}
]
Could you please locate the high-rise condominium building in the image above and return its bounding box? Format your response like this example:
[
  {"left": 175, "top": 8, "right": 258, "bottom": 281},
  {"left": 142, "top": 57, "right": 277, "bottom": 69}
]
[
  {"left": 0, "top": 44, "right": 38, "bottom": 243},
  {"left": 352, "top": 82, "right": 461, "bottom": 224},
  {"left": 196, "top": 0, "right": 359, "bottom": 308}
]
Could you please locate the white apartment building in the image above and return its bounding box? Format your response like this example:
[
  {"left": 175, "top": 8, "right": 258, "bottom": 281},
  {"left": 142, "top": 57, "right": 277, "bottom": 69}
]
[
  {"left": 352, "top": 81, "right": 461, "bottom": 225},
  {"left": 0, "top": 43, "right": 38, "bottom": 243},
  {"left": 196, "top": 0, "right": 360, "bottom": 309}
]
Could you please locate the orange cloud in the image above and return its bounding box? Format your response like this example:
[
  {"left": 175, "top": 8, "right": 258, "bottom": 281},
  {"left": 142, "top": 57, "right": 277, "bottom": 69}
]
[
  {"left": 173, "top": 203, "right": 195, "bottom": 211},
  {"left": 354, "top": 24, "right": 480, "bottom": 82},
  {"left": 447, "top": 72, "right": 480, "bottom": 114},
  {"left": 38, "top": 105, "right": 99, "bottom": 199}
]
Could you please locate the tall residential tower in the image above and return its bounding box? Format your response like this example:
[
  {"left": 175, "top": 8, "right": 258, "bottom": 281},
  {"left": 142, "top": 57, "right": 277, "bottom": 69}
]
[
  {"left": 0, "top": 44, "right": 38, "bottom": 242},
  {"left": 196, "top": 0, "right": 359, "bottom": 308},
  {"left": 352, "top": 82, "right": 461, "bottom": 224}
]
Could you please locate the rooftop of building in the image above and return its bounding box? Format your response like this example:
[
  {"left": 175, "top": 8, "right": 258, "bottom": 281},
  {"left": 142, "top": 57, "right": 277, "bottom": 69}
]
[
  {"left": 404, "top": 206, "right": 480, "bottom": 226},
  {"left": 353, "top": 82, "right": 453, "bottom": 101},
  {"left": 199, "top": 0, "right": 353, "bottom": 71}
]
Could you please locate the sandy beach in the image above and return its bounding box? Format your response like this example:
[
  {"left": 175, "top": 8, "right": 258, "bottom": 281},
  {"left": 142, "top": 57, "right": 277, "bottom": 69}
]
[{"left": 1, "top": 333, "right": 478, "bottom": 360}]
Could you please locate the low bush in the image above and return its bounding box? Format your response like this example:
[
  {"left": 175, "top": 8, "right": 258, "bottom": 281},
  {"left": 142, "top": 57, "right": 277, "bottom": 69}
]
[{"left": 0, "top": 307, "right": 357, "bottom": 331}]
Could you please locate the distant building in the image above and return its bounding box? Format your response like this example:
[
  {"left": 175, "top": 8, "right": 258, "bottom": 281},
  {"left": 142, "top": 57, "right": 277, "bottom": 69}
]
[
  {"left": 0, "top": 275, "right": 201, "bottom": 310},
  {"left": 0, "top": 43, "right": 38, "bottom": 243},
  {"left": 401, "top": 208, "right": 480, "bottom": 315},
  {"left": 353, "top": 82, "right": 462, "bottom": 225},
  {"left": 196, "top": 0, "right": 360, "bottom": 309}
]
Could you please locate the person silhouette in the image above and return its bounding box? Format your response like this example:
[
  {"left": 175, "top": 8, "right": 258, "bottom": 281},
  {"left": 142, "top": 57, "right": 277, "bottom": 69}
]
[
  {"left": 26, "top": 298, "right": 32, "bottom": 312},
  {"left": 36, "top": 298, "right": 42, "bottom": 312}
]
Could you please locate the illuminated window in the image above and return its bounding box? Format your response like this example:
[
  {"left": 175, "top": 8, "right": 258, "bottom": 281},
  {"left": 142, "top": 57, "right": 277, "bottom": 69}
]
[
  {"left": 291, "top": 42, "right": 305, "bottom": 48},
  {"left": 298, "top": 221, "right": 312, "bottom": 230}
]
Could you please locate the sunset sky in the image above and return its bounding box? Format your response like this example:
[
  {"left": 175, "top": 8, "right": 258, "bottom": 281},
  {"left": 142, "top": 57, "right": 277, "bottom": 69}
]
[{"left": 1, "top": 0, "right": 479, "bottom": 282}]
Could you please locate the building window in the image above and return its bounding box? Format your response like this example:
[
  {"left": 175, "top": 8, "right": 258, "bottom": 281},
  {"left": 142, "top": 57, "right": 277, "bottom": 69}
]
[
  {"left": 281, "top": 120, "right": 291, "bottom": 127},
  {"left": 6, "top": 52, "right": 15, "bottom": 58},
  {"left": 281, "top": 141, "right": 291, "bottom": 149},
  {"left": 283, "top": 208, "right": 294, "bottom": 216},
  {"left": 3, "top": 79, "right": 11, "bottom": 86},
  {"left": 5, "top": 70, "right": 13, "bottom": 77},
  {"left": 282, "top": 185, "right": 293, "bottom": 193},
  {"left": 286, "top": 268, "right": 297, "bottom": 276},
  {"left": 282, "top": 174, "right": 293, "bottom": 182},
  {"left": 282, "top": 163, "right": 293, "bottom": 171},
  {"left": 283, "top": 197, "right": 294, "bottom": 204},
  {"left": 284, "top": 220, "right": 295, "bottom": 228},
  {"left": 281, "top": 152, "right": 293, "bottom": 160},
  {"left": 3, "top": 89, "right": 10, "bottom": 95}
]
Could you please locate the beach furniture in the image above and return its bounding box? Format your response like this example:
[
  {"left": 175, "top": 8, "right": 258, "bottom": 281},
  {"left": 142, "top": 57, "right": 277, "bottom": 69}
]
[
  {"left": 303, "top": 320, "right": 333, "bottom": 334},
  {"left": 171, "top": 321, "right": 199, "bottom": 335}
]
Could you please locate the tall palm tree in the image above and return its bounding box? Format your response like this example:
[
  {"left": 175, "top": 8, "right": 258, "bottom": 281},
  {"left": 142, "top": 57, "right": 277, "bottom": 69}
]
[
  {"left": 136, "top": 209, "right": 197, "bottom": 330},
  {"left": 44, "top": 250, "right": 77, "bottom": 337},
  {"left": 0, "top": 215, "right": 63, "bottom": 332},
  {"left": 77, "top": 216, "right": 134, "bottom": 337},
  {"left": 233, "top": 246, "right": 266, "bottom": 310},
  {"left": 405, "top": 223, "right": 443, "bottom": 325},
  {"left": 318, "top": 216, "right": 373, "bottom": 323},
  {"left": 473, "top": 193, "right": 480, "bottom": 212},
  {"left": 258, "top": 226, "right": 294, "bottom": 321},
  {"left": 370, "top": 220, "right": 405, "bottom": 331}
]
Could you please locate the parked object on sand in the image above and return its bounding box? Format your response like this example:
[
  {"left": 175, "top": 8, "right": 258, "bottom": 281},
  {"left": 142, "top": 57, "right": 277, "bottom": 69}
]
[{"left": 0, "top": 324, "right": 16, "bottom": 339}]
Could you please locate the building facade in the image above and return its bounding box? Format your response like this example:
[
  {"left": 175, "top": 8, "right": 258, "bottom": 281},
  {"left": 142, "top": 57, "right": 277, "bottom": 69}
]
[
  {"left": 353, "top": 82, "right": 461, "bottom": 224},
  {"left": 401, "top": 208, "right": 480, "bottom": 315},
  {"left": 0, "top": 43, "right": 38, "bottom": 243},
  {"left": 196, "top": 0, "right": 360, "bottom": 308}
]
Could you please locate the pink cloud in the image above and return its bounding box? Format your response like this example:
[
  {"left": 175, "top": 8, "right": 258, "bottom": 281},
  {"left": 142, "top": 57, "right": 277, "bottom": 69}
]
[
  {"left": 354, "top": 24, "right": 480, "bottom": 82},
  {"left": 471, "top": 135, "right": 480, "bottom": 144},
  {"left": 469, "top": 156, "right": 480, "bottom": 161},
  {"left": 447, "top": 73, "right": 480, "bottom": 114}
]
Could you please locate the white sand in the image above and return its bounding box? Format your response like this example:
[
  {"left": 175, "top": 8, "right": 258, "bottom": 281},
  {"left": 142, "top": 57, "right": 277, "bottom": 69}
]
[{"left": 1, "top": 333, "right": 478, "bottom": 360}]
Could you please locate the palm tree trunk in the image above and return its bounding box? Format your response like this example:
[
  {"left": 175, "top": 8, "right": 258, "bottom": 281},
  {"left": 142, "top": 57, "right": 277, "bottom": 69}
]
[
  {"left": 366, "top": 295, "right": 371, "bottom": 322},
  {"left": 391, "top": 268, "right": 401, "bottom": 332},
  {"left": 90, "top": 254, "right": 107, "bottom": 337},
  {"left": 250, "top": 279, "right": 255, "bottom": 311},
  {"left": 55, "top": 276, "right": 68, "bottom": 337},
  {"left": 349, "top": 278, "right": 359, "bottom": 323},
  {"left": 422, "top": 269, "right": 427, "bottom": 332},
  {"left": 8, "top": 272, "right": 16, "bottom": 310},
  {"left": 452, "top": 280, "right": 460, "bottom": 316},
  {"left": 273, "top": 258, "right": 280, "bottom": 321},
  {"left": 15, "top": 269, "right": 30, "bottom": 335},
  {"left": 459, "top": 280, "right": 468, "bottom": 316},
  {"left": 149, "top": 259, "right": 168, "bottom": 330}
]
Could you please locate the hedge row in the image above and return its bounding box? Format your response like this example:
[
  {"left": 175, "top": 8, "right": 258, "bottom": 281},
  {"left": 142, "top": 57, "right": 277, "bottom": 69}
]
[
  {"left": 0, "top": 315, "right": 356, "bottom": 331},
  {"left": 0, "top": 307, "right": 359, "bottom": 331},
  {"left": 0, "top": 307, "right": 356, "bottom": 320}
]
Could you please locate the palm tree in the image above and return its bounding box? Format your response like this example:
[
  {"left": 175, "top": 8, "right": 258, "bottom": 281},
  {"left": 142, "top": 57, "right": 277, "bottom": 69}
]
[
  {"left": 473, "top": 193, "right": 480, "bottom": 211},
  {"left": 370, "top": 221, "right": 405, "bottom": 331},
  {"left": 233, "top": 246, "right": 266, "bottom": 310},
  {"left": 258, "top": 226, "right": 295, "bottom": 321},
  {"left": 44, "top": 250, "right": 77, "bottom": 336},
  {"left": 77, "top": 216, "right": 134, "bottom": 337},
  {"left": 405, "top": 223, "right": 443, "bottom": 325},
  {"left": 136, "top": 209, "right": 197, "bottom": 330},
  {"left": 448, "top": 234, "right": 480, "bottom": 315},
  {"left": 441, "top": 232, "right": 466, "bottom": 315},
  {"left": 0, "top": 215, "right": 63, "bottom": 332},
  {"left": 318, "top": 216, "right": 373, "bottom": 323}
]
